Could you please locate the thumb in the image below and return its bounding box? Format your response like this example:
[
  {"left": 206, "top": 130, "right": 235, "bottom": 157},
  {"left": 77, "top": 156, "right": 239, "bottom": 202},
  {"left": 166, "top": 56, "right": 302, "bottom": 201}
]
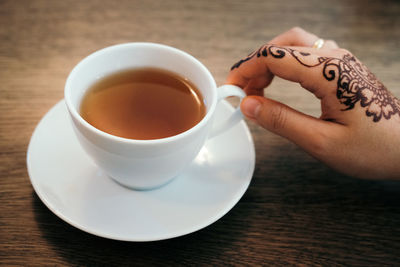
[{"left": 241, "top": 96, "right": 337, "bottom": 155}]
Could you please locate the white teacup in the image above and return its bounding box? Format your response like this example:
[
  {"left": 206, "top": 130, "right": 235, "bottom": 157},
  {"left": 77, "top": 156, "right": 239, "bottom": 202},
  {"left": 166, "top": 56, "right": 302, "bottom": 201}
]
[{"left": 64, "top": 43, "right": 245, "bottom": 190}]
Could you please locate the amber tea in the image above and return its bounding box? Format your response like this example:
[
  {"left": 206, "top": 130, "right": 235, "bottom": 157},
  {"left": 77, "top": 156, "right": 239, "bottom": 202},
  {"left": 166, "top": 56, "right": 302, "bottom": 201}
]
[{"left": 80, "top": 67, "right": 206, "bottom": 140}]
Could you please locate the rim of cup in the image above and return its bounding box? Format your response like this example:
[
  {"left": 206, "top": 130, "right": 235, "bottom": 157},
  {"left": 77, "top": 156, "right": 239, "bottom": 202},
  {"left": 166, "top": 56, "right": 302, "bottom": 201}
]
[{"left": 64, "top": 42, "right": 218, "bottom": 145}]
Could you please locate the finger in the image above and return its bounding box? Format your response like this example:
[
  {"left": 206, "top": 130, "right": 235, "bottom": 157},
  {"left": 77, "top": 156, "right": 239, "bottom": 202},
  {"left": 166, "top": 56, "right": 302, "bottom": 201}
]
[
  {"left": 228, "top": 51, "right": 273, "bottom": 96},
  {"left": 227, "top": 45, "right": 342, "bottom": 98},
  {"left": 244, "top": 75, "right": 271, "bottom": 96},
  {"left": 269, "top": 27, "right": 320, "bottom": 47},
  {"left": 233, "top": 27, "right": 323, "bottom": 95},
  {"left": 322, "top": 40, "right": 339, "bottom": 49},
  {"left": 241, "top": 95, "right": 342, "bottom": 156}
]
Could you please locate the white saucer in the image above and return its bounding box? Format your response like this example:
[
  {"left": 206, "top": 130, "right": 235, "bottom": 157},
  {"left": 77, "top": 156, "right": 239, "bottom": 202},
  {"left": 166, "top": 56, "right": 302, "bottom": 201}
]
[{"left": 27, "top": 100, "right": 255, "bottom": 241}]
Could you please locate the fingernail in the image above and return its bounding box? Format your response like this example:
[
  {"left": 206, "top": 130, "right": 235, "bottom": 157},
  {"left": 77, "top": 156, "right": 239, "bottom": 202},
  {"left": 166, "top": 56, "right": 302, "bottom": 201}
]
[{"left": 241, "top": 97, "right": 262, "bottom": 119}]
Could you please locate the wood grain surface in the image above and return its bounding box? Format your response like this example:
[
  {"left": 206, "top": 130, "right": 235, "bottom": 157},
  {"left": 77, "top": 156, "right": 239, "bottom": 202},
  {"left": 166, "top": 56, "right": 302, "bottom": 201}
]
[{"left": 1, "top": 0, "right": 400, "bottom": 265}]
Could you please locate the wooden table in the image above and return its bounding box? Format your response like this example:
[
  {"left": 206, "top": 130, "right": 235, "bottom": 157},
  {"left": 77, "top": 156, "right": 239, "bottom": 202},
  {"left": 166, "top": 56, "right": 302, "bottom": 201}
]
[{"left": 1, "top": 0, "right": 399, "bottom": 265}]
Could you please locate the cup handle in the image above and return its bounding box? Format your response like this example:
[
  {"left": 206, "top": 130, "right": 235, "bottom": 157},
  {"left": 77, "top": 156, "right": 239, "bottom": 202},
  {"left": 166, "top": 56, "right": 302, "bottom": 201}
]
[{"left": 208, "top": 84, "right": 246, "bottom": 138}]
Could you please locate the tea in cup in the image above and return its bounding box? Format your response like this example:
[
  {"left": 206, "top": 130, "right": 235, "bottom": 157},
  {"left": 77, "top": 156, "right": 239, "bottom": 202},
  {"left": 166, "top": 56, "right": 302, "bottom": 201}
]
[{"left": 64, "top": 43, "right": 245, "bottom": 190}]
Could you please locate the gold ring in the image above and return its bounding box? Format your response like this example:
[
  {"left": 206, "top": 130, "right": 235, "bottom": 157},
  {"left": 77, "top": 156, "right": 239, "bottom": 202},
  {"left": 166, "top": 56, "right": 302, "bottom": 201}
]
[{"left": 312, "top": 38, "right": 325, "bottom": 49}]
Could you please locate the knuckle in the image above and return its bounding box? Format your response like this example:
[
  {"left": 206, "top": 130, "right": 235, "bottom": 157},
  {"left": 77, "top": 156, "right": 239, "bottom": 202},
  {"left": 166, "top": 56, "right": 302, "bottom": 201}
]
[
  {"left": 288, "top": 27, "right": 306, "bottom": 39},
  {"left": 289, "top": 26, "right": 304, "bottom": 34},
  {"left": 327, "top": 40, "right": 339, "bottom": 49},
  {"left": 336, "top": 48, "right": 352, "bottom": 56},
  {"left": 268, "top": 104, "right": 288, "bottom": 131}
]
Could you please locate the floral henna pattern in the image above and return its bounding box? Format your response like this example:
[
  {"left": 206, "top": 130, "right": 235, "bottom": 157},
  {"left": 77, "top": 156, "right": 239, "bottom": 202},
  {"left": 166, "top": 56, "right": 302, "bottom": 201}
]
[
  {"left": 231, "top": 45, "right": 400, "bottom": 122},
  {"left": 336, "top": 54, "right": 400, "bottom": 121}
]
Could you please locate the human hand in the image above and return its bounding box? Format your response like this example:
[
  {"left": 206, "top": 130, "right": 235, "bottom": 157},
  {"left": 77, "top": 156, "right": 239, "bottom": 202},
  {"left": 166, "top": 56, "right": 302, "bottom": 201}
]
[{"left": 226, "top": 27, "right": 400, "bottom": 179}]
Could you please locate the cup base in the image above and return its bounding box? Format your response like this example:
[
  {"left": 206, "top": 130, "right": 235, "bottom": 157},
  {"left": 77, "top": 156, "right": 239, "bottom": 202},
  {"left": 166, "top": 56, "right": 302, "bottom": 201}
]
[{"left": 109, "top": 175, "right": 178, "bottom": 191}]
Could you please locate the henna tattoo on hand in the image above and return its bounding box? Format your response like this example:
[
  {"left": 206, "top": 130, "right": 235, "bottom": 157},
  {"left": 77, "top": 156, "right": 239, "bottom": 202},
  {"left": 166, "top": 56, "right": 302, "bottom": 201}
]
[{"left": 231, "top": 45, "right": 400, "bottom": 122}]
